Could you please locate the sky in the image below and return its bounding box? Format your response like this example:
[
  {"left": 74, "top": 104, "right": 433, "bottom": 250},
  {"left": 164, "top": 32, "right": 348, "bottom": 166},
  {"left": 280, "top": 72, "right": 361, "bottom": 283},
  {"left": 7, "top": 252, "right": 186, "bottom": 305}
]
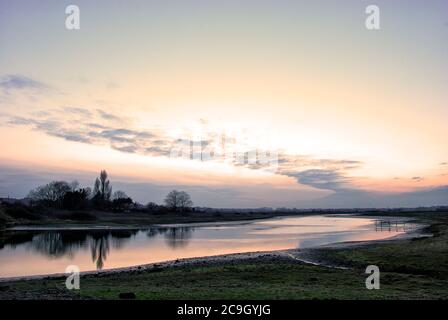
[{"left": 0, "top": 0, "right": 447, "bottom": 208}]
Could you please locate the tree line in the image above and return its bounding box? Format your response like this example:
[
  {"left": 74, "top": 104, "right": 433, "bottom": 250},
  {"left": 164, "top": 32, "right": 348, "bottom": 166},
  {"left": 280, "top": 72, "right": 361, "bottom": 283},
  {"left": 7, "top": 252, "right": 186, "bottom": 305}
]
[{"left": 26, "top": 170, "right": 193, "bottom": 213}]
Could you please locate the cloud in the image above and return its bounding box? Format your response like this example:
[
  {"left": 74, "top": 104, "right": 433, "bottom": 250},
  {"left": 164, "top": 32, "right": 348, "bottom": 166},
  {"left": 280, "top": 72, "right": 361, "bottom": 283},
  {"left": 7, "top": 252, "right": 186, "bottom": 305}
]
[
  {"left": 112, "top": 145, "right": 138, "bottom": 153},
  {"left": 283, "top": 169, "right": 350, "bottom": 191},
  {"left": 312, "top": 185, "right": 448, "bottom": 209},
  {"left": 86, "top": 123, "right": 109, "bottom": 129},
  {"left": 97, "top": 109, "right": 121, "bottom": 121},
  {"left": 63, "top": 107, "right": 93, "bottom": 117},
  {"left": 0, "top": 74, "right": 48, "bottom": 91},
  {"left": 271, "top": 154, "right": 362, "bottom": 191},
  {"left": 5, "top": 109, "right": 173, "bottom": 159},
  {"left": 8, "top": 117, "right": 35, "bottom": 126},
  {"left": 4, "top": 108, "right": 363, "bottom": 191},
  {"left": 145, "top": 146, "right": 171, "bottom": 157},
  {"left": 52, "top": 131, "right": 92, "bottom": 143},
  {"left": 0, "top": 106, "right": 444, "bottom": 207}
]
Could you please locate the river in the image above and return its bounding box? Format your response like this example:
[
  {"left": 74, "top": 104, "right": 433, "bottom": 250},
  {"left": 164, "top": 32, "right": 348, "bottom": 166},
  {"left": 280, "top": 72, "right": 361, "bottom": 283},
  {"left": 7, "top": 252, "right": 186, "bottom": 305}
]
[{"left": 0, "top": 215, "right": 413, "bottom": 278}]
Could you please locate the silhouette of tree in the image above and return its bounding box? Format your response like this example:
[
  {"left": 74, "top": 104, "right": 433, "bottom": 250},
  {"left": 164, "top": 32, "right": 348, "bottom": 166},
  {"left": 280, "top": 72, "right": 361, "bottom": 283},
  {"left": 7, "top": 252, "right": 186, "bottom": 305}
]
[
  {"left": 146, "top": 202, "right": 159, "bottom": 212},
  {"left": 112, "top": 190, "right": 128, "bottom": 200},
  {"left": 28, "top": 181, "right": 77, "bottom": 207},
  {"left": 110, "top": 190, "right": 132, "bottom": 211},
  {"left": 164, "top": 190, "right": 193, "bottom": 212},
  {"left": 62, "top": 188, "right": 91, "bottom": 210},
  {"left": 112, "top": 197, "right": 133, "bottom": 211},
  {"left": 93, "top": 170, "right": 112, "bottom": 202}
]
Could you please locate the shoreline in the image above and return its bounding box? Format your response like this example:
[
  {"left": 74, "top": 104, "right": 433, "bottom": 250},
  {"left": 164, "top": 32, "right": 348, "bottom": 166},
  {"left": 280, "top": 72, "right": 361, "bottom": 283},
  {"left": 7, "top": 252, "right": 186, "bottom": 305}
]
[
  {"left": 4, "top": 211, "right": 417, "bottom": 231},
  {"left": 1, "top": 209, "right": 311, "bottom": 231},
  {"left": 0, "top": 218, "right": 430, "bottom": 283},
  {"left": 5, "top": 217, "right": 264, "bottom": 231}
]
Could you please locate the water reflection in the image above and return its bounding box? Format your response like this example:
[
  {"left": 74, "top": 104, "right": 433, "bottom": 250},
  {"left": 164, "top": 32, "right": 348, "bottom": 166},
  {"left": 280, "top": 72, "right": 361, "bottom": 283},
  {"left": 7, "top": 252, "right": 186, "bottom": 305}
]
[
  {"left": 0, "top": 216, "right": 415, "bottom": 277},
  {"left": 0, "top": 227, "right": 194, "bottom": 270},
  {"left": 31, "top": 232, "right": 87, "bottom": 258},
  {"left": 374, "top": 220, "right": 409, "bottom": 232},
  {"left": 162, "top": 227, "right": 193, "bottom": 249}
]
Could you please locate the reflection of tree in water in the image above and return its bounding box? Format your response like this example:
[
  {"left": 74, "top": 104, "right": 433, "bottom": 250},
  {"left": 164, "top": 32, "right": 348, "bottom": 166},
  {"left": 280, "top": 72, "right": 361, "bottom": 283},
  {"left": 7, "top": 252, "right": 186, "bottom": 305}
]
[
  {"left": 144, "top": 227, "right": 194, "bottom": 248},
  {"left": 162, "top": 227, "right": 194, "bottom": 249},
  {"left": 145, "top": 228, "right": 159, "bottom": 238},
  {"left": 109, "top": 230, "right": 139, "bottom": 249},
  {"left": 16, "top": 230, "right": 138, "bottom": 270},
  {"left": 1, "top": 231, "right": 38, "bottom": 250},
  {"left": 88, "top": 230, "right": 138, "bottom": 270},
  {"left": 2, "top": 228, "right": 194, "bottom": 270},
  {"left": 89, "top": 235, "right": 109, "bottom": 270},
  {"left": 27, "top": 232, "right": 88, "bottom": 259}
]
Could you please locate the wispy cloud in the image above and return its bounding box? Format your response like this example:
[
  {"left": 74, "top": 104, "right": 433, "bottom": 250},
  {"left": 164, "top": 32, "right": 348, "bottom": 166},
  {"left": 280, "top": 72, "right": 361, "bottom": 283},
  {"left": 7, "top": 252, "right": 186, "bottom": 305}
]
[
  {"left": 4, "top": 108, "right": 363, "bottom": 191},
  {"left": 63, "top": 107, "right": 93, "bottom": 117},
  {"left": 282, "top": 169, "right": 351, "bottom": 191},
  {"left": 0, "top": 74, "right": 48, "bottom": 91},
  {"left": 97, "top": 109, "right": 121, "bottom": 122}
]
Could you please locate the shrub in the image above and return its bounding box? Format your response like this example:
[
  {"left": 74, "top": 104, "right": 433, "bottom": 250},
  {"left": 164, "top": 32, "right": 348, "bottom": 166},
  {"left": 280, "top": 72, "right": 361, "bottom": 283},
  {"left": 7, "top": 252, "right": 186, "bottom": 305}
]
[
  {"left": 0, "top": 213, "right": 7, "bottom": 227},
  {"left": 66, "top": 211, "right": 97, "bottom": 221},
  {"left": 4, "top": 205, "right": 40, "bottom": 221}
]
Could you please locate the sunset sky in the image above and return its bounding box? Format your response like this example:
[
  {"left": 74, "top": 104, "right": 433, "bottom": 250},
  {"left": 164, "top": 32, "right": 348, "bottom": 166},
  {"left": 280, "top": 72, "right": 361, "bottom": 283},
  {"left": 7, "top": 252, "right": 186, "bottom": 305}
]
[{"left": 0, "top": 0, "right": 447, "bottom": 208}]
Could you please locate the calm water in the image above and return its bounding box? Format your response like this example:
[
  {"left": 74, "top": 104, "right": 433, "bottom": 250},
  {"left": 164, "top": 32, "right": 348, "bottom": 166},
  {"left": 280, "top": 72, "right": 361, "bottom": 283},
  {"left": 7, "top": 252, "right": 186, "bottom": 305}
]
[{"left": 0, "top": 215, "right": 412, "bottom": 278}]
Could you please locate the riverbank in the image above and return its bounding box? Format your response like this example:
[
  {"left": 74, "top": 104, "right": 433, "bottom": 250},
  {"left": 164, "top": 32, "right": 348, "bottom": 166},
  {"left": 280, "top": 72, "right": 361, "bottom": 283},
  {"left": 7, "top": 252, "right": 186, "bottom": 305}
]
[
  {"left": 0, "top": 211, "right": 447, "bottom": 299},
  {"left": 0, "top": 204, "right": 320, "bottom": 230}
]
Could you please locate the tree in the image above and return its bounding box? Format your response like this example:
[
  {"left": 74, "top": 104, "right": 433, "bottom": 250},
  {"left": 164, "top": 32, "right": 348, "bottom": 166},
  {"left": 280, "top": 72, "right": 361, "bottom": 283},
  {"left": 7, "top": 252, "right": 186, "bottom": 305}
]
[
  {"left": 112, "top": 190, "right": 128, "bottom": 200},
  {"left": 93, "top": 170, "right": 112, "bottom": 201},
  {"left": 164, "top": 190, "right": 193, "bottom": 212},
  {"left": 62, "top": 188, "right": 91, "bottom": 210},
  {"left": 112, "top": 197, "right": 133, "bottom": 211},
  {"left": 146, "top": 202, "right": 159, "bottom": 211},
  {"left": 28, "top": 181, "right": 77, "bottom": 207},
  {"left": 111, "top": 190, "right": 133, "bottom": 211}
]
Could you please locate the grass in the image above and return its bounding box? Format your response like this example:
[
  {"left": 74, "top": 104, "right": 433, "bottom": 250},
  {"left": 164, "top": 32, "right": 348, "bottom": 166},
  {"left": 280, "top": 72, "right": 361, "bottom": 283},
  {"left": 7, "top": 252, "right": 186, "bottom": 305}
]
[
  {"left": 2, "top": 257, "right": 447, "bottom": 300},
  {"left": 1, "top": 211, "right": 447, "bottom": 300},
  {"left": 76, "top": 261, "right": 448, "bottom": 300},
  {"left": 318, "top": 213, "right": 448, "bottom": 280}
]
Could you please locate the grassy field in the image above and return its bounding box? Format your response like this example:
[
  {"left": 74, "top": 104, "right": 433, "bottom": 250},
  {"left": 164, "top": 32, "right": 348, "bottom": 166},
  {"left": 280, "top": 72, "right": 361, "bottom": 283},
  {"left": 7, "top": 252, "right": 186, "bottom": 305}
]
[
  {"left": 318, "top": 217, "right": 448, "bottom": 280},
  {"left": 0, "top": 211, "right": 447, "bottom": 300}
]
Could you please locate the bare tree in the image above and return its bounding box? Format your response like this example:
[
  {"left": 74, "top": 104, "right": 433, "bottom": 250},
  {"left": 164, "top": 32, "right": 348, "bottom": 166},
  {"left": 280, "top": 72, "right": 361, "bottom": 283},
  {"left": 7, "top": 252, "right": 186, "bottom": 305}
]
[
  {"left": 93, "top": 170, "right": 112, "bottom": 201},
  {"left": 112, "top": 190, "right": 128, "bottom": 200},
  {"left": 28, "top": 181, "right": 77, "bottom": 207},
  {"left": 164, "top": 190, "right": 193, "bottom": 212}
]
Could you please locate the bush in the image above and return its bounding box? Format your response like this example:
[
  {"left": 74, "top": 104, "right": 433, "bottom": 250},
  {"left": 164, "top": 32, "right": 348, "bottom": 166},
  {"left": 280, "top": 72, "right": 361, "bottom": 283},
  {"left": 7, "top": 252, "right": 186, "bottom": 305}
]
[
  {"left": 65, "top": 211, "right": 97, "bottom": 221},
  {"left": 4, "top": 205, "right": 40, "bottom": 221},
  {"left": 0, "top": 213, "right": 7, "bottom": 227},
  {"left": 62, "top": 189, "right": 90, "bottom": 210},
  {"left": 112, "top": 197, "right": 133, "bottom": 212}
]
